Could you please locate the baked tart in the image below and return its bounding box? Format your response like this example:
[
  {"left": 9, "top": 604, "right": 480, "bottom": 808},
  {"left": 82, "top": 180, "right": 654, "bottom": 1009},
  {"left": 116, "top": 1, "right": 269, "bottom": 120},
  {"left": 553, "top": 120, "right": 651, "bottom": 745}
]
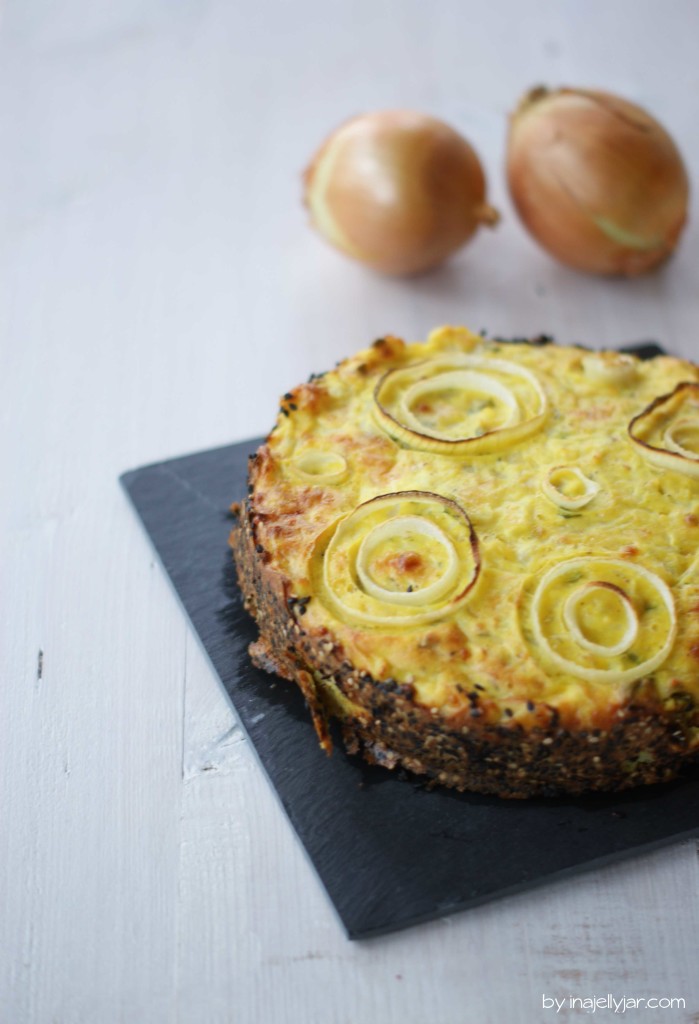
[{"left": 231, "top": 327, "right": 699, "bottom": 797}]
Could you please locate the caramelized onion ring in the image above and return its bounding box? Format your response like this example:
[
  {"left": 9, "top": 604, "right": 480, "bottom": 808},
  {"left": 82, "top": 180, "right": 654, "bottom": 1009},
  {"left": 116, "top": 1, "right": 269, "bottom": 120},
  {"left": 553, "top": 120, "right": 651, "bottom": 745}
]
[
  {"left": 292, "top": 450, "right": 348, "bottom": 483},
  {"left": 374, "top": 354, "right": 548, "bottom": 455},
  {"left": 529, "top": 557, "right": 676, "bottom": 684},
  {"left": 542, "top": 465, "right": 600, "bottom": 510},
  {"left": 562, "top": 581, "right": 638, "bottom": 657},
  {"left": 663, "top": 419, "right": 699, "bottom": 461},
  {"left": 399, "top": 369, "right": 520, "bottom": 438},
  {"left": 356, "top": 515, "right": 459, "bottom": 606},
  {"left": 582, "top": 352, "right": 638, "bottom": 386},
  {"left": 315, "top": 490, "right": 480, "bottom": 627},
  {"left": 628, "top": 382, "right": 699, "bottom": 479}
]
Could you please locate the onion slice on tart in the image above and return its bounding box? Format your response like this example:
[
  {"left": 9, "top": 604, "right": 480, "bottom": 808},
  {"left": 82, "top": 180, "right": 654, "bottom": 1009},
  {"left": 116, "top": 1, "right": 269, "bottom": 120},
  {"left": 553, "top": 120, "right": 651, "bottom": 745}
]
[
  {"left": 291, "top": 449, "right": 348, "bottom": 484},
  {"left": 663, "top": 419, "right": 699, "bottom": 461},
  {"left": 628, "top": 382, "right": 699, "bottom": 479},
  {"left": 541, "top": 465, "right": 600, "bottom": 510},
  {"left": 374, "top": 354, "right": 548, "bottom": 455},
  {"left": 581, "top": 351, "right": 638, "bottom": 387},
  {"left": 356, "top": 515, "right": 459, "bottom": 606},
  {"left": 562, "top": 582, "right": 638, "bottom": 657},
  {"left": 314, "top": 490, "right": 481, "bottom": 627},
  {"left": 528, "top": 556, "right": 677, "bottom": 685}
]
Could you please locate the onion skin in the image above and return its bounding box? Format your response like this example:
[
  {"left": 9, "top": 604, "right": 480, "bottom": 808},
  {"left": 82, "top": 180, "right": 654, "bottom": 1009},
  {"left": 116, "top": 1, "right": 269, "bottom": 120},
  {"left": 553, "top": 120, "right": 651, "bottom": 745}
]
[
  {"left": 507, "top": 87, "right": 690, "bottom": 275},
  {"left": 303, "top": 111, "right": 499, "bottom": 276}
]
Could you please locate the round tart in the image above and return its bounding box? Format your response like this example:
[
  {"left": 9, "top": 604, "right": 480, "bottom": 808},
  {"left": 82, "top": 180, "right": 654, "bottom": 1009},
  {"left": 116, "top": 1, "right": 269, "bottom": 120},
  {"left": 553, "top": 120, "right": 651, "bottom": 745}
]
[{"left": 231, "top": 327, "right": 699, "bottom": 797}]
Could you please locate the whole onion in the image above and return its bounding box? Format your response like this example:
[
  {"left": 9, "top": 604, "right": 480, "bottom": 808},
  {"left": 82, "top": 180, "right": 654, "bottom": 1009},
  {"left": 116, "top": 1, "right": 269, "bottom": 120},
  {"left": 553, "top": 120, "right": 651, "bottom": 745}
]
[
  {"left": 507, "top": 87, "right": 690, "bottom": 275},
  {"left": 303, "top": 111, "right": 499, "bottom": 276}
]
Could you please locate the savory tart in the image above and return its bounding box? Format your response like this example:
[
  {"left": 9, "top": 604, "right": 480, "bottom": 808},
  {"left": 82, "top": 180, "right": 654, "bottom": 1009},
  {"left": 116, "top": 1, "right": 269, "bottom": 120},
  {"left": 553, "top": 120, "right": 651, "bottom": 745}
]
[{"left": 231, "top": 326, "right": 699, "bottom": 797}]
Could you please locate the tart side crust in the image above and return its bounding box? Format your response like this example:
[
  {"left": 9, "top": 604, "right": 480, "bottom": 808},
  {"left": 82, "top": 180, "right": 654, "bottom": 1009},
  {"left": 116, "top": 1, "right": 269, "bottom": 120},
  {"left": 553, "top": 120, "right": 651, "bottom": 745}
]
[{"left": 231, "top": 495, "right": 699, "bottom": 799}]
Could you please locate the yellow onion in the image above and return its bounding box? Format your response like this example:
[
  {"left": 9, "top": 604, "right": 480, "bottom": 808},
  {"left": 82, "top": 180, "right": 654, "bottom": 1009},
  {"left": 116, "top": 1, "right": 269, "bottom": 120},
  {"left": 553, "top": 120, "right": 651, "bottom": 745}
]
[
  {"left": 507, "top": 86, "right": 689, "bottom": 275},
  {"left": 303, "top": 111, "right": 499, "bottom": 276}
]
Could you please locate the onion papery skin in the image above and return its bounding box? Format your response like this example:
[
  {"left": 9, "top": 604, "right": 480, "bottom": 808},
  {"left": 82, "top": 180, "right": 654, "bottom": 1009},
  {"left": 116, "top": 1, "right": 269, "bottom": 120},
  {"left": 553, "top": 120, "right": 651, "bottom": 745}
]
[
  {"left": 374, "top": 353, "right": 548, "bottom": 455},
  {"left": 303, "top": 111, "right": 499, "bottom": 276},
  {"left": 628, "top": 382, "right": 699, "bottom": 480},
  {"left": 528, "top": 557, "right": 677, "bottom": 685},
  {"left": 313, "top": 490, "right": 481, "bottom": 628},
  {"left": 507, "top": 86, "right": 690, "bottom": 276}
]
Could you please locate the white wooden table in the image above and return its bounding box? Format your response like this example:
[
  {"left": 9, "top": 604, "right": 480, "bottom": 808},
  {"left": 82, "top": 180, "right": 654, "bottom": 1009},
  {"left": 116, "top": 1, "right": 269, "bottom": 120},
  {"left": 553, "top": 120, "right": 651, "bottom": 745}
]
[{"left": 3, "top": 1, "right": 698, "bottom": 1021}]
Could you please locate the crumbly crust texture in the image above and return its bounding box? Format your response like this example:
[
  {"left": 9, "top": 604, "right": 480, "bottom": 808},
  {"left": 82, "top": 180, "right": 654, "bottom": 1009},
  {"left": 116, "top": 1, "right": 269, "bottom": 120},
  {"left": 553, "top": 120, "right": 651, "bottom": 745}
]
[{"left": 231, "top": 329, "right": 699, "bottom": 798}]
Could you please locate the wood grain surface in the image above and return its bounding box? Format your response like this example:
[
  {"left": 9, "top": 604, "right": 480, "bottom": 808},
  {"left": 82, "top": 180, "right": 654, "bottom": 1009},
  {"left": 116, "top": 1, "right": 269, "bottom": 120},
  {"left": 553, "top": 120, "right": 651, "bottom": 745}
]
[{"left": 1, "top": 1, "right": 698, "bottom": 1021}]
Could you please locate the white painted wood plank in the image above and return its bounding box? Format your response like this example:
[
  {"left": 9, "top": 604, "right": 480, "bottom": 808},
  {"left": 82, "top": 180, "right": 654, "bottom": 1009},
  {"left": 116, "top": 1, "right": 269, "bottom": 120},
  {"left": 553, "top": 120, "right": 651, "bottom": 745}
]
[{"left": 1, "top": 0, "right": 698, "bottom": 1021}]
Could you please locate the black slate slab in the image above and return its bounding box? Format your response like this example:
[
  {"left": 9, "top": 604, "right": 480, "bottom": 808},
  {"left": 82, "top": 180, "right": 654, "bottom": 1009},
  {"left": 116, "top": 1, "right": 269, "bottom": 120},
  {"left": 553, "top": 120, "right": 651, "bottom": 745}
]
[{"left": 120, "top": 342, "right": 699, "bottom": 939}]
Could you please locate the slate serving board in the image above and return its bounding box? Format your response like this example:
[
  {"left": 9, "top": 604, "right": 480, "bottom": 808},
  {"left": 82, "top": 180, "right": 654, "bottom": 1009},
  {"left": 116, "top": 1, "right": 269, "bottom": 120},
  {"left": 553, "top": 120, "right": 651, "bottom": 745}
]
[{"left": 120, "top": 343, "right": 699, "bottom": 939}]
